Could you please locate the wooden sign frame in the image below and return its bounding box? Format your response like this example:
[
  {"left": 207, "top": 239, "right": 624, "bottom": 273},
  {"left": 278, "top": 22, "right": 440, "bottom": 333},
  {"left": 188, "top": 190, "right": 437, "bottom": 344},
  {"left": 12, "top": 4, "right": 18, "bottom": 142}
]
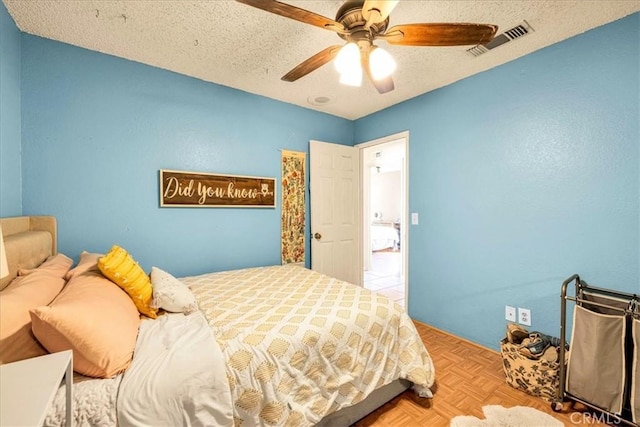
[{"left": 160, "top": 169, "right": 276, "bottom": 208}]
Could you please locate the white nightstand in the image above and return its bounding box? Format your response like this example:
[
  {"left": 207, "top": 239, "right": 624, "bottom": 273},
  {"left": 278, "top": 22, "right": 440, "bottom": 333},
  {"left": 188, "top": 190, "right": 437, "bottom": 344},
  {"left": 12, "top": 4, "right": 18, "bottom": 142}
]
[{"left": 0, "top": 350, "right": 73, "bottom": 427}]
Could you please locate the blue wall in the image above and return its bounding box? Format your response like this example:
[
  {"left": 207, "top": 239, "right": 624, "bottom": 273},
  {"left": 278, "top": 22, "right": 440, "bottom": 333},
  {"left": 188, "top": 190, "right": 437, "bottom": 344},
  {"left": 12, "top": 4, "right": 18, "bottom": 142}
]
[
  {"left": 355, "top": 14, "right": 640, "bottom": 349},
  {"left": 0, "top": 2, "right": 22, "bottom": 216},
  {"left": 2, "top": 4, "right": 639, "bottom": 350},
  {"left": 19, "top": 35, "right": 353, "bottom": 276}
]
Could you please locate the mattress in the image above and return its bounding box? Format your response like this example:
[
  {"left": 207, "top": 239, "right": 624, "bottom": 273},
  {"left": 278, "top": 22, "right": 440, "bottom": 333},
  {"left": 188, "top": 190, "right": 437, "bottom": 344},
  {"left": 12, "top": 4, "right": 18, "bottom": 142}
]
[{"left": 184, "top": 264, "right": 435, "bottom": 426}]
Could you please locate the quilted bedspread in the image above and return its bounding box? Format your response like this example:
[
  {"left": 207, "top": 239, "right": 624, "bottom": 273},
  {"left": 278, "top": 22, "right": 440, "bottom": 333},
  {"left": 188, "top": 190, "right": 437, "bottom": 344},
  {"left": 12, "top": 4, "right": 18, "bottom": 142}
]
[{"left": 183, "top": 264, "right": 435, "bottom": 427}]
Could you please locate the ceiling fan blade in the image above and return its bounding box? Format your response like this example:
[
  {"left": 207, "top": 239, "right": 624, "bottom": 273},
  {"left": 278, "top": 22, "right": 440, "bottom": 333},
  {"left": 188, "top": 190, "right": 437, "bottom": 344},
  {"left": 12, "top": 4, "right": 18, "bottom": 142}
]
[
  {"left": 361, "top": 47, "right": 395, "bottom": 94},
  {"left": 362, "top": 0, "right": 399, "bottom": 25},
  {"left": 236, "top": 0, "right": 345, "bottom": 32},
  {"left": 282, "top": 45, "right": 342, "bottom": 82},
  {"left": 384, "top": 23, "right": 498, "bottom": 46}
]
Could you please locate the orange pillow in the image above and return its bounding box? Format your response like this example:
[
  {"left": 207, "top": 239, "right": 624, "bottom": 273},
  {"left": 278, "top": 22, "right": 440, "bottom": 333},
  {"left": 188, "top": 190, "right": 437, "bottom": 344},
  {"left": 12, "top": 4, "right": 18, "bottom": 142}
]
[
  {"left": 17, "top": 253, "right": 73, "bottom": 278},
  {"left": 64, "top": 251, "right": 103, "bottom": 280},
  {"left": 98, "top": 245, "right": 157, "bottom": 319},
  {"left": 30, "top": 260, "right": 140, "bottom": 378},
  {"left": 0, "top": 268, "right": 67, "bottom": 364}
]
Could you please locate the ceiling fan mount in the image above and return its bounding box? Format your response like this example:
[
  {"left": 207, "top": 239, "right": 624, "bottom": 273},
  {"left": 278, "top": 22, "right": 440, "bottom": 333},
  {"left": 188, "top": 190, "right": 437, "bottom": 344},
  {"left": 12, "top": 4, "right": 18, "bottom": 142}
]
[
  {"left": 334, "top": 0, "right": 389, "bottom": 43},
  {"left": 236, "top": 0, "right": 498, "bottom": 94}
]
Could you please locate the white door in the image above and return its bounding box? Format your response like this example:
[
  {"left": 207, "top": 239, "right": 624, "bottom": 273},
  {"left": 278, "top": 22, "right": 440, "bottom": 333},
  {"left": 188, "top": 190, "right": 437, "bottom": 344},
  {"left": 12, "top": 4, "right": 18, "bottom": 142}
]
[{"left": 309, "top": 140, "right": 360, "bottom": 285}]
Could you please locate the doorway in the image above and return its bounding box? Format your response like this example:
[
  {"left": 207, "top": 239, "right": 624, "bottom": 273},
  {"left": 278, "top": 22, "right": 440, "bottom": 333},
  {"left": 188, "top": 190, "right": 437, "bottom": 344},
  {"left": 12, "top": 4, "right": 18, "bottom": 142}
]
[{"left": 358, "top": 132, "right": 408, "bottom": 309}]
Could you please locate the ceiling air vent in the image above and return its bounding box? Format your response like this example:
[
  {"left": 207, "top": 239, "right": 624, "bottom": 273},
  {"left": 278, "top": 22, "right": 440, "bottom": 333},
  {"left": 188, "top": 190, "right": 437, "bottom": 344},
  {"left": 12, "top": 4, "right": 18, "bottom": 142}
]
[{"left": 467, "top": 20, "right": 534, "bottom": 57}]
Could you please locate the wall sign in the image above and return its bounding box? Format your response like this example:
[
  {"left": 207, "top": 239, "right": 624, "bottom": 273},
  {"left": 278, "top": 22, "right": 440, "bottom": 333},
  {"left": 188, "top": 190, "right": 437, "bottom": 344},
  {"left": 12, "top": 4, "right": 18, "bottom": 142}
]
[{"left": 160, "top": 169, "right": 276, "bottom": 208}]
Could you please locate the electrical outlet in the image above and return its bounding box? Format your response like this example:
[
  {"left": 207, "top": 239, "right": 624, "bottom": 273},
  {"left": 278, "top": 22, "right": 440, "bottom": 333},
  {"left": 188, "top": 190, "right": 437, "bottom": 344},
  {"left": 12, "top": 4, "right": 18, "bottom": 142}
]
[
  {"left": 505, "top": 305, "right": 517, "bottom": 322},
  {"left": 518, "top": 307, "right": 531, "bottom": 326}
]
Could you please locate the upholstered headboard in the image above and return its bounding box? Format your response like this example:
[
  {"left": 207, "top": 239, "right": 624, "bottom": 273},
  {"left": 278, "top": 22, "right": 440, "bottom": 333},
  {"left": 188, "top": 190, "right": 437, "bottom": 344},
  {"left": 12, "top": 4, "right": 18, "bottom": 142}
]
[{"left": 0, "top": 216, "right": 57, "bottom": 290}]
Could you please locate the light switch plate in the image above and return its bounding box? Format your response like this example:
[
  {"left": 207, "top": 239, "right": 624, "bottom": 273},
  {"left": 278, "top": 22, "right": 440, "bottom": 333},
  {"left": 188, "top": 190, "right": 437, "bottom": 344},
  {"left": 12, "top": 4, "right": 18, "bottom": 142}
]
[
  {"left": 411, "top": 213, "right": 419, "bottom": 225},
  {"left": 505, "top": 305, "right": 517, "bottom": 322}
]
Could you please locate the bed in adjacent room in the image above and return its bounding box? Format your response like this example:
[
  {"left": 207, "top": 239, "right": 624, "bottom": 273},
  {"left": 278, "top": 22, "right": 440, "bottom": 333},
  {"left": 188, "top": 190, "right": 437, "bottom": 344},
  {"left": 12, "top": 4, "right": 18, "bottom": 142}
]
[
  {"left": 371, "top": 222, "right": 400, "bottom": 252},
  {"left": 0, "top": 215, "right": 435, "bottom": 426}
]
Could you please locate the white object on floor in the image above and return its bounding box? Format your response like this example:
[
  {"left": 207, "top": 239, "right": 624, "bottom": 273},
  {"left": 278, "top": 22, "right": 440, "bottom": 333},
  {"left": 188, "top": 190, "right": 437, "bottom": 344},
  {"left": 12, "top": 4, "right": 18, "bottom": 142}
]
[
  {"left": 1, "top": 350, "right": 73, "bottom": 427},
  {"left": 450, "top": 405, "right": 563, "bottom": 427}
]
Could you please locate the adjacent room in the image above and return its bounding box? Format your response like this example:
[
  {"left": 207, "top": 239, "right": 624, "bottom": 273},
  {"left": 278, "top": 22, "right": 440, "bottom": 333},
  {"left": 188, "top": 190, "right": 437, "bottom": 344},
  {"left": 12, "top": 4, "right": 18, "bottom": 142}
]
[
  {"left": 1, "top": 0, "right": 638, "bottom": 425},
  {"left": 362, "top": 138, "right": 406, "bottom": 307}
]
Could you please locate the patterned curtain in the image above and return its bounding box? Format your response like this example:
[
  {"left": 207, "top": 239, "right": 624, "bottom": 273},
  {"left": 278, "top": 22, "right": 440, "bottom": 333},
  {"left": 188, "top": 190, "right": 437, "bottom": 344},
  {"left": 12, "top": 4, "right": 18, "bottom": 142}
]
[{"left": 281, "top": 150, "right": 306, "bottom": 264}]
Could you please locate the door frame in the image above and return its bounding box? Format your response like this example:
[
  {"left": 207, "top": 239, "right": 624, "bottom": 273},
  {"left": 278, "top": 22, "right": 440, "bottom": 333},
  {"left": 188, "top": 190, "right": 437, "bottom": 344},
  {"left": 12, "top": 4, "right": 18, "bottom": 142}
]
[{"left": 356, "top": 131, "right": 409, "bottom": 308}]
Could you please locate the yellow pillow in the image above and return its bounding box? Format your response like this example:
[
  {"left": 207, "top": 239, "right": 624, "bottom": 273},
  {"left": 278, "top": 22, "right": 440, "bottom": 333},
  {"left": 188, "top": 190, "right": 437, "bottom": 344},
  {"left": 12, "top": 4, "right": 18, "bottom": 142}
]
[{"left": 98, "top": 245, "right": 157, "bottom": 319}]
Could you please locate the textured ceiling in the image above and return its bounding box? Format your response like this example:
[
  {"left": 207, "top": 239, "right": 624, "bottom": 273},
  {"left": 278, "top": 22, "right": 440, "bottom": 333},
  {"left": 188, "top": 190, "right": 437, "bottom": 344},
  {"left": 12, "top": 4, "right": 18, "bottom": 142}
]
[{"left": 5, "top": 1, "right": 640, "bottom": 120}]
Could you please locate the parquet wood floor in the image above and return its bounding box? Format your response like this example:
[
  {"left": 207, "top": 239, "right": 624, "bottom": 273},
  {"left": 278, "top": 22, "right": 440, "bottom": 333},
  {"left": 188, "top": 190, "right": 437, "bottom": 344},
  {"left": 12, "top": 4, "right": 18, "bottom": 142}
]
[{"left": 355, "top": 321, "right": 608, "bottom": 426}]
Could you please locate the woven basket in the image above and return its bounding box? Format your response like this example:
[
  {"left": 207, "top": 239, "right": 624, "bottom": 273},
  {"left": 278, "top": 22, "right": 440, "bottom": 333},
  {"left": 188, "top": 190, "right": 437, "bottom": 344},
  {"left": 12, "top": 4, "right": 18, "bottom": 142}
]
[{"left": 500, "top": 338, "right": 566, "bottom": 402}]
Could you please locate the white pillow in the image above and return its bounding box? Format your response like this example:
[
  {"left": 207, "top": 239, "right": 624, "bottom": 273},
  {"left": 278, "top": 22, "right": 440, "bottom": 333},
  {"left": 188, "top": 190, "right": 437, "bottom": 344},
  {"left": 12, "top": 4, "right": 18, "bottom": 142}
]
[{"left": 150, "top": 267, "right": 198, "bottom": 314}]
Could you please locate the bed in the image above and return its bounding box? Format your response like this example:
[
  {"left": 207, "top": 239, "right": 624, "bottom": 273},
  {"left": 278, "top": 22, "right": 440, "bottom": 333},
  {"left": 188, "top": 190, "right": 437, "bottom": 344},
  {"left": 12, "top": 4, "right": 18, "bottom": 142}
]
[
  {"left": 0, "top": 215, "right": 435, "bottom": 426},
  {"left": 371, "top": 222, "right": 399, "bottom": 251}
]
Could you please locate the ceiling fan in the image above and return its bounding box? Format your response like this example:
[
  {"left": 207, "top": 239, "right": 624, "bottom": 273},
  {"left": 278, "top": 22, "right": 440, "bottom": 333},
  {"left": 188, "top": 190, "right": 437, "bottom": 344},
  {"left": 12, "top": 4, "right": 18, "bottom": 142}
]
[{"left": 236, "top": 0, "right": 498, "bottom": 93}]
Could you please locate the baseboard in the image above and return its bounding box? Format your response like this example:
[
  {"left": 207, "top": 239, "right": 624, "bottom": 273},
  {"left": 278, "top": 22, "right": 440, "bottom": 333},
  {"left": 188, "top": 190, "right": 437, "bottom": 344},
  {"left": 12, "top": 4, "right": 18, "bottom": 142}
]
[{"left": 412, "top": 319, "right": 500, "bottom": 355}]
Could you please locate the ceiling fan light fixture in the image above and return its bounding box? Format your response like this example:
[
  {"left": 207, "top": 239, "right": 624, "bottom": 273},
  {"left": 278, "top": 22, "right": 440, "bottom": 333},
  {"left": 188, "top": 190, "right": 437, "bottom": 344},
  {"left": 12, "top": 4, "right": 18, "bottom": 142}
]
[
  {"left": 369, "top": 46, "right": 396, "bottom": 81},
  {"left": 335, "top": 42, "right": 362, "bottom": 86},
  {"left": 334, "top": 42, "right": 360, "bottom": 75},
  {"left": 339, "top": 66, "right": 363, "bottom": 87}
]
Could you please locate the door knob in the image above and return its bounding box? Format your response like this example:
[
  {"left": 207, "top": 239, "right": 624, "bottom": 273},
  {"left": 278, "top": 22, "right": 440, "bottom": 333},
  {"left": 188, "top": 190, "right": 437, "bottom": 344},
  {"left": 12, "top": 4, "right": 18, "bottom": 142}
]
[{"left": 314, "top": 233, "right": 322, "bottom": 240}]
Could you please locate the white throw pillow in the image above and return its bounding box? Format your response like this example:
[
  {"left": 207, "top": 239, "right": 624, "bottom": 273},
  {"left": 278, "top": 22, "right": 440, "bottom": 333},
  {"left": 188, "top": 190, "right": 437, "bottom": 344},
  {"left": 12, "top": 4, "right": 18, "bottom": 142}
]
[{"left": 150, "top": 267, "right": 198, "bottom": 314}]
